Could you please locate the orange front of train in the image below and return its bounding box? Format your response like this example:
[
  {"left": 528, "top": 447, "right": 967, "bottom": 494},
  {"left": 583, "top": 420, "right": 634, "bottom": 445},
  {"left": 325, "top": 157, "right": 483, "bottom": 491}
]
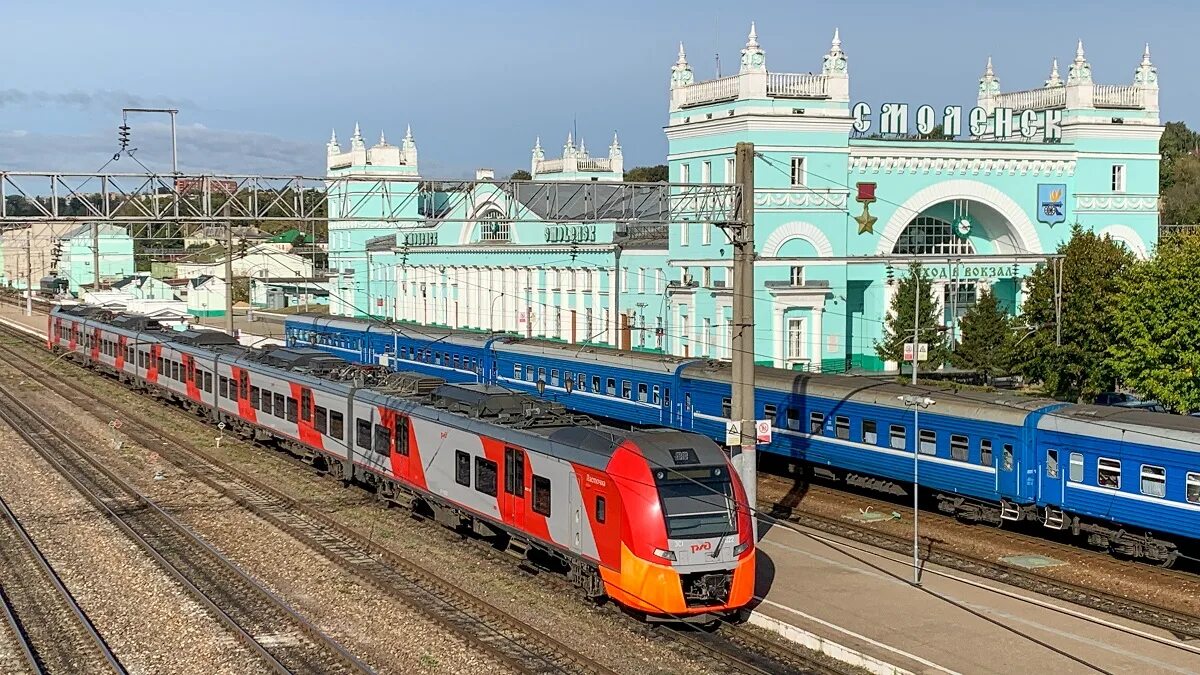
[{"left": 599, "top": 438, "right": 756, "bottom": 620}]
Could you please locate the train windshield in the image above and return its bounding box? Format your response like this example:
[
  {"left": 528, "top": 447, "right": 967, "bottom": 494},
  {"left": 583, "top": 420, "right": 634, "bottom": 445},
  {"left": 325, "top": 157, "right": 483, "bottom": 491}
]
[{"left": 656, "top": 465, "right": 736, "bottom": 539}]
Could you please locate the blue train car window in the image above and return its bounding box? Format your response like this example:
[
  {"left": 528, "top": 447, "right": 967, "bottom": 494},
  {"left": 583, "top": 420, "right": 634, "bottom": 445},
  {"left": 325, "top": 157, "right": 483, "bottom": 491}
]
[
  {"left": 551, "top": 370, "right": 560, "bottom": 386},
  {"left": 722, "top": 398, "right": 732, "bottom": 418},
  {"left": 1046, "top": 449, "right": 1059, "bottom": 478},
  {"left": 835, "top": 416, "right": 850, "bottom": 440},
  {"left": 592, "top": 376, "right": 601, "bottom": 393},
  {"left": 809, "top": 412, "right": 824, "bottom": 435},
  {"left": 889, "top": 425, "right": 906, "bottom": 450},
  {"left": 606, "top": 378, "right": 616, "bottom": 396},
  {"left": 1002, "top": 444, "right": 1014, "bottom": 470},
  {"left": 1068, "top": 452, "right": 1083, "bottom": 481},
  {"left": 764, "top": 404, "right": 778, "bottom": 421},
  {"left": 918, "top": 430, "right": 936, "bottom": 455},
  {"left": 663, "top": 388, "right": 670, "bottom": 406},
  {"left": 785, "top": 408, "right": 800, "bottom": 431},
  {"left": 981, "top": 440, "right": 993, "bottom": 467},
  {"left": 638, "top": 383, "right": 648, "bottom": 402},
  {"left": 514, "top": 364, "right": 522, "bottom": 379},
  {"left": 1098, "top": 458, "right": 1121, "bottom": 488},
  {"left": 538, "top": 367, "right": 547, "bottom": 383},
  {"left": 863, "top": 420, "right": 878, "bottom": 444},
  {"left": 1187, "top": 473, "right": 1200, "bottom": 504},
  {"left": 951, "top": 435, "right": 968, "bottom": 461},
  {"left": 1140, "top": 465, "right": 1165, "bottom": 498},
  {"left": 579, "top": 374, "right": 587, "bottom": 392},
  {"left": 685, "top": 393, "right": 692, "bottom": 410},
  {"left": 619, "top": 381, "right": 631, "bottom": 399}
]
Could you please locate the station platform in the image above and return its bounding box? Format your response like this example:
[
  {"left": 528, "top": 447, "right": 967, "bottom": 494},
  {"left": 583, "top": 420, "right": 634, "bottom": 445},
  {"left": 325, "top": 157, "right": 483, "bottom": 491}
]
[
  {"left": 0, "top": 303, "right": 47, "bottom": 338},
  {"left": 749, "top": 515, "right": 1199, "bottom": 674}
]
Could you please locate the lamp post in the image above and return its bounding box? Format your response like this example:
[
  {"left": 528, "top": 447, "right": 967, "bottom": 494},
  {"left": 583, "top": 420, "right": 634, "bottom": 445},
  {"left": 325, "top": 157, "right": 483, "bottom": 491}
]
[{"left": 899, "top": 393, "right": 935, "bottom": 585}]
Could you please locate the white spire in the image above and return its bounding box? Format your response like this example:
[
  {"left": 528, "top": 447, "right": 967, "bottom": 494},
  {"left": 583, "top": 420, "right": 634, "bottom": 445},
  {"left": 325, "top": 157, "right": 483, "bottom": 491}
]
[
  {"left": 1142, "top": 43, "right": 1152, "bottom": 66},
  {"left": 1075, "top": 39, "right": 1086, "bottom": 62},
  {"left": 832, "top": 27, "right": 841, "bottom": 50},
  {"left": 739, "top": 20, "right": 766, "bottom": 72},
  {"left": 378, "top": 129, "right": 388, "bottom": 146},
  {"left": 610, "top": 131, "right": 620, "bottom": 150},
  {"left": 823, "top": 27, "right": 848, "bottom": 77},
  {"left": 352, "top": 122, "right": 362, "bottom": 139},
  {"left": 1068, "top": 39, "right": 1093, "bottom": 85},
  {"left": 984, "top": 56, "right": 994, "bottom": 77},
  {"left": 1135, "top": 42, "right": 1158, "bottom": 88},
  {"left": 671, "top": 41, "right": 695, "bottom": 88},
  {"left": 1045, "top": 58, "right": 1063, "bottom": 87},
  {"left": 978, "top": 56, "right": 1000, "bottom": 98},
  {"left": 534, "top": 135, "right": 542, "bottom": 151},
  {"left": 350, "top": 122, "right": 365, "bottom": 150},
  {"left": 405, "top": 123, "right": 413, "bottom": 141},
  {"left": 329, "top": 128, "right": 338, "bottom": 145},
  {"left": 677, "top": 41, "right": 688, "bottom": 66},
  {"left": 326, "top": 128, "right": 340, "bottom": 156},
  {"left": 746, "top": 21, "right": 758, "bottom": 48}
]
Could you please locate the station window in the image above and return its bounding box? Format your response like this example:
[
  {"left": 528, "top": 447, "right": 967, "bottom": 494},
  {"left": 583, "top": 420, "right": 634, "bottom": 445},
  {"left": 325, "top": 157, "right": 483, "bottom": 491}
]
[
  {"left": 1140, "top": 465, "right": 1165, "bottom": 498},
  {"left": 1069, "top": 452, "right": 1084, "bottom": 482},
  {"left": 809, "top": 412, "right": 824, "bottom": 435},
  {"left": 835, "top": 416, "right": 850, "bottom": 440},
  {"left": 622, "top": 380, "right": 632, "bottom": 400},
  {"left": 950, "top": 435, "right": 969, "bottom": 462},
  {"left": 1098, "top": 458, "right": 1121, "bottom": 489},
  {"left": 356, "top": 419, "right": 371, "bottom": 450},
  {"left": 862, "top": 420, "right": 878, "bottom": 445},
  {"left": 918, "top": 429, "right": 937, "bottom": 455},
  {"left": 314, "top": 405, "right": 328, "bottom": 435},
  {"left": 638, "top": 383, "right": 648, "bottom": 402},
  {"left": 785, "top": 408, "right": 800, "bottom": 431},
  {"left": 455, "top": 451, "right": 471, "bottom": 487},
  {"left": 329, "top": 411, "right": 344, "bottom": 441},
  {"left": 722, "top": 398, "right": 732, "bottom": 419},
  {"left": 595, "top": 496, "right": 607, "bottom": 524},
  {"left": 374, "top": 424, "right": 391, "bottom": 456},
  {"left": 532, "top": 475, "right": 552, "bottom": 516},
  {"left": 981, "top": 440, "right": 993, "bottom": 467},
  {"left": 475, "top": 457, "right": 498, "bottom": 497},
  {"left": 889, "top": 425, "right": 906, "bottom": 450},
  {"left": 1187, "top": 473, "right": 1200, "bottom": 505}
]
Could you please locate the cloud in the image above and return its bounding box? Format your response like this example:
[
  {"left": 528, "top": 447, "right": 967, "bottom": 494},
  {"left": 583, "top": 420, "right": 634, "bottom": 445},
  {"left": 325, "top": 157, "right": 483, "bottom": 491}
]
[{"left": 0, "top": 89, "right": 195, "bottom": 111}]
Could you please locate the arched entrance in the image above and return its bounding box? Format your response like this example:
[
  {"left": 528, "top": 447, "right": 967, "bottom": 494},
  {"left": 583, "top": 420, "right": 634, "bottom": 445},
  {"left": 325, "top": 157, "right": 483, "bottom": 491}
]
[{"left": 891, "top": 214, "right": 981, "bottom": 329}]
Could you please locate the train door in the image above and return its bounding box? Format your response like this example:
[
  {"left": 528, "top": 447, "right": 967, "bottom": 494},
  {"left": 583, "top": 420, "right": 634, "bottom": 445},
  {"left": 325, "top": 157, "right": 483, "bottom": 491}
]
[
  {"left": 568, "top": 470, "right": 583, "bottom": 555},
  {"left": 501, "top": 446, "right": 527, "bottom": 531},
  {"left": 91, "top": 327, "right": 102, "bottom": 361},
  {"left": 995, "top": 440, "right": 1020, "bottom": 499},
  {"left": 391, "top": 414, "right": 413, "bottom": 479},
  {"left": 1038, "top": 447, "right": 1065, "bottom": 504}
]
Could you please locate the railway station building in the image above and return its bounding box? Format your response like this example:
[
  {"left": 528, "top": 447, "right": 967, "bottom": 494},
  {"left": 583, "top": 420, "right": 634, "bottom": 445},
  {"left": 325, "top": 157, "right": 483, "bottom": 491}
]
[{"left": 325, "top": 25, "right": 1163, "bottom": 373}]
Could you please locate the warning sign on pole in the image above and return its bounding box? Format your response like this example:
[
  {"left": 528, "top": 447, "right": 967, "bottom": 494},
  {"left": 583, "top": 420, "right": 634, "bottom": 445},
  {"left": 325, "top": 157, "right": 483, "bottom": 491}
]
[
  {"left": 903, "top": 342, "right": 929, "bottom": 362},
  {"left": 755, "top": 419, "right": 772, "bottom": 444},
  {"left": 725, "top": 420, "right": 742, "bottom": 446}
]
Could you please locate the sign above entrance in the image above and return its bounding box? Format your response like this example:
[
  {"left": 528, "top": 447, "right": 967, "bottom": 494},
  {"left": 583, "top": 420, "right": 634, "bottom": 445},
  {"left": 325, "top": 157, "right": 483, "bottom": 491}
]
[{"left": 852, "top": 103, "right": 1062, "bottom": 142}]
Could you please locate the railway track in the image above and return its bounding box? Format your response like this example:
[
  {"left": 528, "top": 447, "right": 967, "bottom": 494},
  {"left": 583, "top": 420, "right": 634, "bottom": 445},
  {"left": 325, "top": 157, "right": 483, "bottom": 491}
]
[
  {"left": 0, "top": 377, "right": 373, "bottom": 675},
  {"left": 0, "top": 335, "right": 619, "bottom": 675},
  {"left": 0, "top": 493, "right": 124, "bottom": 674},
  {"left": 656, "top": 621, "right": 854, "bottom": 675}
]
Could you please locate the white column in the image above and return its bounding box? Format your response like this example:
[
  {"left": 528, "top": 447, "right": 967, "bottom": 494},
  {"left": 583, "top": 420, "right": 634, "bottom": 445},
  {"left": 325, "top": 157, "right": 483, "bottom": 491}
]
[
  {"left": 589, "top": 271, "right": 600, "bottom": 342},
  {"left": 608, "top": 266, "right": 618, "bottom": 345},
  {"left": 558, "top": 272, "right": 568, "bottom": 341},
  {"left": 811, "top": 306, "right": 823, "bottom": 372}
]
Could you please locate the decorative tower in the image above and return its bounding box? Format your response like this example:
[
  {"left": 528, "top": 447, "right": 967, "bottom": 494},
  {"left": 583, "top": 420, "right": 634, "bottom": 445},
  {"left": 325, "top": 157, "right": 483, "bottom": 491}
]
[
  {"left": 349, "top": 122, "right": 368, "bottom": 165},
  {"left": 670, "top": 42, "right": 694, "bottom": 89},
  {"left": 738, "top": 22, "right": 768, "bottom": 99},
  {"left": 1065, "top": 40, "right": 1095, "bottom": 109},
  {"left": 821, "top": 28, "right": 849, "bottom": 101},
  {"left": 401, "top": 124, "right": 418, "bottom": 167},
  {"left": 977, "top": 56, "right": 1001, "bottom": 111},
  {"left": 1044, "top": 58, "right": 1063, "bottom": 88},
  {"left": 562, "top": 133, "right": 578, "bottom": 173},
  {"left": 608, "top": 131, "right": 624, "bottom": 176},
  {"left": 1134, "top": 44, "right": 1159, "bottom": 112},
  {"left": 530, "top": 136, "right": 544, "bottom": 176},
  {"left": 327, "top": 129, "right": 340, "bottom": 156}
]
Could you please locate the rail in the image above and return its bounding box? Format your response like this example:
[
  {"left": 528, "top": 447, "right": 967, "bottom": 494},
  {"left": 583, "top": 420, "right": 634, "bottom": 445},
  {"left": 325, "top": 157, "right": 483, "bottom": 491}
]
[
  {"left": 993, "top": 87, "right": 1066, "bottom": 111},
  {"left": 681, "top": 75, "right": 740, "bottom": 107},
  {"left": 1094, "top": 84, "right": 1144, "bottom": 109}
]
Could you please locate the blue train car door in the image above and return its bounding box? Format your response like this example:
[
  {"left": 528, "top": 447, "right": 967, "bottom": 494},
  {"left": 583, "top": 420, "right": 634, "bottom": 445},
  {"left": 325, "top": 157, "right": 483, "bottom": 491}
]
[
  {"left": 1038, "top": 446, "right": 1065, "bottom": 504},
  {"left": 996, "top": 440, "right": 1020, "bottom": 499}
]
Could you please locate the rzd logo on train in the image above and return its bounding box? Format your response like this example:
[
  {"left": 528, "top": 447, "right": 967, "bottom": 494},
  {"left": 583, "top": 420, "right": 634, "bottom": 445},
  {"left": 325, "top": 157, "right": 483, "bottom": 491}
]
[{"left": 690, "top": 541, "right": 712, "bottom": 554}]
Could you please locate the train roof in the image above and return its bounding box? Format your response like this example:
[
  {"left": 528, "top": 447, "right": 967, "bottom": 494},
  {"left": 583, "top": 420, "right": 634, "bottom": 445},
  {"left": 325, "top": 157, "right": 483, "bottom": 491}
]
[
  {"left": 1039, "top": 404, "right": 1200, "bottom": 453},
  {"left": 496, "top": 337, "right": 697, "bottom": 374},
  {"left": 286, "top": 313, "right": 494, "bottom": 347},
  {"left": 681, "top": 361, "right": 1060, "bottom": 426}
]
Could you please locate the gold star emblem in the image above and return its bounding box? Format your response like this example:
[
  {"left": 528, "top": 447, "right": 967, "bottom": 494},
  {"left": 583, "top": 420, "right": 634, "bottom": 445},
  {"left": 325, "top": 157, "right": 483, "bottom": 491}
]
[{"left": 855, "top": 203, "right": 877, "bottom": 235}]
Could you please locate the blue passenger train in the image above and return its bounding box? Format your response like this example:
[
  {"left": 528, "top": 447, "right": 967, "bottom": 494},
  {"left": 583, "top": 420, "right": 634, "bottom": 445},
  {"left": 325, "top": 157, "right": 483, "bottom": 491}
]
[{"left": 285, "top": 313, "right": 1200, "bottom": 566}]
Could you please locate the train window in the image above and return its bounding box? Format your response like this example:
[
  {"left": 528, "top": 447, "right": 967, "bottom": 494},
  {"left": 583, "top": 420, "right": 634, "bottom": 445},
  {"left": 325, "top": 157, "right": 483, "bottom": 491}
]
[
  {"left": 172, "top": 361, "right": 180, "bottom": 381},
  {"left": 663, "top": 388, "right": 670, "bottom": 406},
  {"left": 578, "top": 374, "right": 586, "bottom": 392},
  {"left": 595, "top": 496, "right": 607, "bottom": 524},
  {"left": 638, "top": 383, "right": 648, "bottom": 402},
  {"left": 301, "top": 390, "right": 312, "bottom": 422},
  {"left": 764, "top": 404, "right": 778, "bottom": 421},
  {"left": 981, "top": 440, "right": 993, "bottom": 467},
  {"left": 785, "top": 408, "right": 800, "bottom": 431},
  {"left": 504, "top": 447, "right": 525, "bottom": 496},
  {"left": 453, "top": 355, "right": 460, "bottom": 369},
  {"left": 551, "top": 369, "right": 560, "bottom": 386},
  {"left": 1187, "top": 473, "right": 1200, "bottom": 504},
  {"left": 538, "top": 368, "right": 547, "bottom": 384},
  {"left": 514, "top": 364, "right": 522, "bottom": 379},
  {"left": 1098, "top": 458, "right": 1121, "bottom": 489},
  {"left": 950, "top": 435, "right": 969, "bottom": 462},
  {"left": 863, "top": 420, "right": 878, "bottom": 445},
  {"left": 592, "top": 376, "right": 601, "bottom": 393},
  {"left": 532, "top": 475, "right": 552, "bottom": 516},
  {"left": 205, "top": 372, "right": 214, "bottom": 393},
  {"left": 157, "top": 357, "right": 164, "bottom": 373},
  {"left": 356, "top": 419, "right": 372, "bottom": 450},
  {"left": 394, "top": 416, "right": 409, "bottom": 456},
  {"left": 475, "top": 457, "right": 498, "bottom": 496},
  {"left": 1068, "top": 452, "right": 1083, "bottom": 482},
  {"left": 622, "top": 381, "right": 632, "bottom": 400},
  {"left": 918, "top": 429, "right": 937, "bottom": 455},
  {"left": 809, "top": 412, "right": 824, "bottom": 435},
  {"left": 127, "top": 346, "right": 134, "bottom": 363},
  {"left": 722, "top": 398, "right": 732, "bottom": 418},
  {"left": 653, "top": 385, "right": 661, "bottom": 405},
  {"left": 1002, "top": 445, "right": 1014, "bottom": 471},
  {"left": 1140, "top": 465, "right": 1166, "bottom": 498},
  {"left": 250, "top": 386, "right": 260, "bottom": 410},
  {"left": 606, "top": 378, "right": 616, "bottom": 396},
  {"left": 219, "top": 376, "right": 228, "bottom": 399},
  {"left": 374, "top": 424, "right": 391, "bottom": 457},
  {"left": 523, "top": 367, "right": 533, "bottom": 382},
  {"left": 286, "top": 398, "right": 298, "bottom": 423},
  {"left": 314, "top": 406, "right": 328, "bottom": 435},
  {"left": 329, "top": 411, "right": 344, "bottom": 441},
  {"left": 889, "top": 425, "right": 906, "bottom": 450},
  {"left": 240, "top": 377, "right": 249, "bottom": 400},
  {"left": 835, "top": 416, "right": 850, "bottom": 440},
  {"left": 455, "top": 451, "right": 471, "bottom": 487},
  {"left": 1046, "top": 449, "right": 1059, "bottom": 478},
  {"left": 274, "top": 393, "right": 286, "bottom": 418},
  {"left": 684, "top": 393, "right": 692, "bottom": 410}
]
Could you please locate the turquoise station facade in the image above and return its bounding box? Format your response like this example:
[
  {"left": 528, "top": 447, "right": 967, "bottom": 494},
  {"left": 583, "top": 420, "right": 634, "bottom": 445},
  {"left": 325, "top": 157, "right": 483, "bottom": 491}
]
[{"left": 326, "top": 25, "right": 1163, "bottom": 373}]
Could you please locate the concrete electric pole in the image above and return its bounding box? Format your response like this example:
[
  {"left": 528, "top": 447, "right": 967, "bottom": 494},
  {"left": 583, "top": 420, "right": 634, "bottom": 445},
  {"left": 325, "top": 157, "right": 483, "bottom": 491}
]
[
  {"left": 224, "top": 216, "right": 235, "bottom": 335},
  {"left": 730, "top": 142, "right": 757, "bottom": 532},
  {"left": 92, "top": 221, "right": 101, "bottom": 292}
]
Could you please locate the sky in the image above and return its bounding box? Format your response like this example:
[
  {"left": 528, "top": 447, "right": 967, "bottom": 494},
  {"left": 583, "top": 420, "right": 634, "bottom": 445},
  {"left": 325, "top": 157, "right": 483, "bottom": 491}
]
[{"left": 1, "top": 0, "right": 1196, "bottom": 179}]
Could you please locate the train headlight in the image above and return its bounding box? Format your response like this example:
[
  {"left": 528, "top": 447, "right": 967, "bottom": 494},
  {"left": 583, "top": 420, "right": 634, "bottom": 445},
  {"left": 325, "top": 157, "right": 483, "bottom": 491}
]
[
  {"left": 652, "top": 547, "right": 676, "bottom": 561},
  {"left": 732, "top": 541, "right": 750, "bottom": 556}
]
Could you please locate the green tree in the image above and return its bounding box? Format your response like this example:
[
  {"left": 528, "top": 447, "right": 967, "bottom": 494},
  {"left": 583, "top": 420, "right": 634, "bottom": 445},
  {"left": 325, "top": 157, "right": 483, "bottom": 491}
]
[
  {"left": 1109, "top": 231, "right": 1200, "bottom": 413},
  {"left": 509, "top": 169, "right": 532, "bottom": 180},
  {"left": 1159, "top": 121, "right": 1199, "bottom": 192},
  {"left": 950, "top": 288, "right": 1013, "bottom": 384},
  {"left": 1161, "top": 154, "right": 1200, "bottom": 226},
  {"left": 623, "top": 165, "right": 669, "bottom": 182},
  {"left": 1014, "top": 225, "right": 1134, "bottom": 402},
  {"left": 875, "top": 263, "right": 950, "bottom": 373}
]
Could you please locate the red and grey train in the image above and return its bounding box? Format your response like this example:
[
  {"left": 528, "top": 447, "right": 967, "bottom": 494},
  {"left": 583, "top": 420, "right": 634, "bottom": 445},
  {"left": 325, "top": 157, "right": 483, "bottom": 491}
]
[{"left": 48, "top": 306, "right": 756, "bottom": 620}]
